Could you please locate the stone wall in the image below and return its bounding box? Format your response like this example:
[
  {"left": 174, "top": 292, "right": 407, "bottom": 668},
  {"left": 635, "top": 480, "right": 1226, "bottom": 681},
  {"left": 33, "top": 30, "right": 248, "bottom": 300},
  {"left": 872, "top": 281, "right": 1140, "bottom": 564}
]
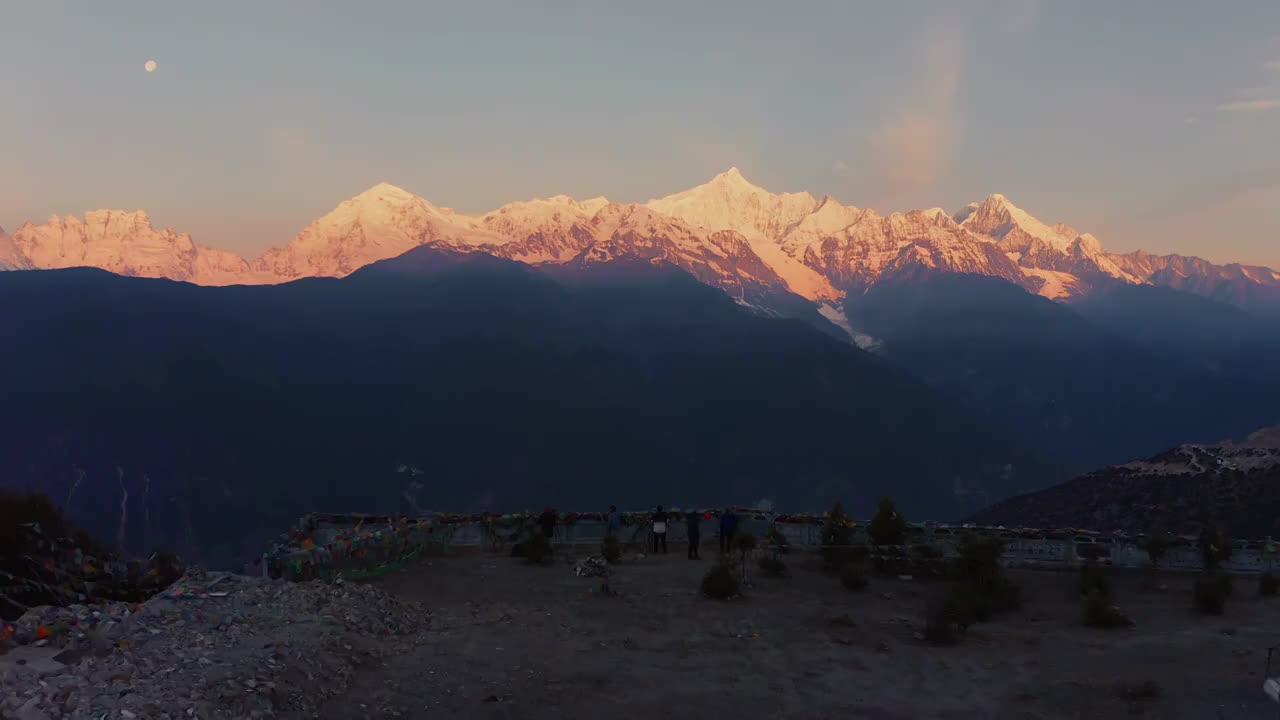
[{"left": 265, "top": 512, "right": 1279, "bottom": 580}]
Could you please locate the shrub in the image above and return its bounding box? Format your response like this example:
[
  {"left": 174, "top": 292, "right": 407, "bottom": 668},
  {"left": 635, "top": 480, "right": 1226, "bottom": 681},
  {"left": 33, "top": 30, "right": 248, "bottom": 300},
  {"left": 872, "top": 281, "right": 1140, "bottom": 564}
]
[
  {"left": 944, "top": 582, "right": 980, "bottom": 630},
  {"left": 841, "top": 565, "right": 869, "bottom": 592},
  {"left": 868, "top": 497, "right": 907, "bottom": 547},
  {"left": 1082, "top": 589, "right": 1133, "bottom": 628},
  {"left": 912, "top": 544, "right": 943, "bottom": 560},
  {"left": 757, "top": 556, "right": 787, "bottom": 577},
  {"left": 953, "top": 534, "right": 1005, "bottom": 581},
  {"left": 1077, "top": 543, "right": 1107, "bottom": 564},
  {"left": 601, "top": 535, "right": 622, "bottom": 564},
  {"left": 701, "top": 562, "right": 740, "bottom": 600},
  {"left": 873, "top": 544, "right": 911, "bottom": 576},
  {"left": 1198, "top": 527, "right": 1230, "bottom": 571},
  {"left": 523, "top": 532, "right": 551, "bottom": 564},
  {"left": 1079, "top": 561, "right": 1111, "bottom": 598},
  {"left": 735, "top": 533, "right": 758, "bottom": 555},
  {"left": 937, "top": 534, "right": 1022, "bottom": 627},
  {"left": 1261, "top": 572, "right": 1279, "bottom": 597},
  {"left": 1194, "top": 573, "right": 1231, "bottom": 615},
  {"left": 923, "top": 598, "right": 958, "bottom": 645},
  {"left": 1139, "top": 534, "right": 1171, "bottom": 571},
  {"left": 820, "top": 501, "right": 855, "bottom": 569},
  {"left": 766, "top": 524, "right": 790, "bottom": 556}
]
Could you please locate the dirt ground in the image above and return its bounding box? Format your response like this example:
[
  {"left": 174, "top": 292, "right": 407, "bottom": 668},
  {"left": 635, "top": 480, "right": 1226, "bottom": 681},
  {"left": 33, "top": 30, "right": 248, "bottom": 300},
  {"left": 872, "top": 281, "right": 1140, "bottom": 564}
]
[{"left": 314, "top": 544, "right": 1280, "bottom": 720}]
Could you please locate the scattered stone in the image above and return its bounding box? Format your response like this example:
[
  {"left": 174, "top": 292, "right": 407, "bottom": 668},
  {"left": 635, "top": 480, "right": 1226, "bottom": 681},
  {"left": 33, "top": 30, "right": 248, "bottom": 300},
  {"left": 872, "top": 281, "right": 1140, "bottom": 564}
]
[
  {"left": 573, "top": 557, "right": 609, "bottom": 578},
  {"left": 0, "top": 571, "right": 431, "bottom": 720}
]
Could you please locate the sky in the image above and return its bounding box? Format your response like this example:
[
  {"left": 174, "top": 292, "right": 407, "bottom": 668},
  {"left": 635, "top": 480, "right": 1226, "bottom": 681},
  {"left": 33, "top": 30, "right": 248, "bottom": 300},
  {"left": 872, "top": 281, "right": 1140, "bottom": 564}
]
[{"left": 2, "top": 0, "right": 1278, "bottom": 267}]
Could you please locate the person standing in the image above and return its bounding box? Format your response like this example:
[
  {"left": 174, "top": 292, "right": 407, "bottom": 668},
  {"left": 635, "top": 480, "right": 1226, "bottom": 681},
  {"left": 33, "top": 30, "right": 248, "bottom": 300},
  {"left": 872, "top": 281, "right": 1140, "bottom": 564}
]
[
  {"left": 686, "top": 510, "right": 702, "bottom": 560},
  {"left": 538, "top": 507, "right": 557, "bottom": 551},
  {"left": 652, "top": 506, "right": 669, "bottom": 554},
  {"left": 606, "top": 505, "right": 622, "bottom": 539},
  {"left": 719, "top": 507, "right": 738, "bottom": 554}
]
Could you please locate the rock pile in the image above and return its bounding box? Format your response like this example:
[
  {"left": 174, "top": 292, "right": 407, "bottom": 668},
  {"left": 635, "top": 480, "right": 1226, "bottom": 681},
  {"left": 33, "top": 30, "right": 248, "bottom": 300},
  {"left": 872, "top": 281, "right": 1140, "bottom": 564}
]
[
  {"left": 0, "top": 570, "right": 430, "bottom": 719},
  {"left": 572, "top": 557, "right": 608, "bottom": 579}
]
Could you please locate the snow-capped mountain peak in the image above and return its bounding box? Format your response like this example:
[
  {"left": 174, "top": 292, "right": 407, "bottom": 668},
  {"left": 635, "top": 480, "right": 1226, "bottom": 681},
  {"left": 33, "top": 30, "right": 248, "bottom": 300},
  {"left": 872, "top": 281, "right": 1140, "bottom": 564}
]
[
  {"left": 961, "top": 193, "right": 1077, "bottom": 252},
  {"left": 706, "top": 166, "right": 762, "bottom": 192},
  {"left": 252, "top": 183, "right": 505, "bottom": 279},
  {"left": 646, "top": 168, "right": 819, "bottom": 243},
  {"left": 4, "top": 172, "right": 1278, "bottom": 317},
  {"left": 10, "top": 209, "right": 252, "bottom": 284},
  {"left": 0, "top": 225, "right": 31, "bottom": 271}
]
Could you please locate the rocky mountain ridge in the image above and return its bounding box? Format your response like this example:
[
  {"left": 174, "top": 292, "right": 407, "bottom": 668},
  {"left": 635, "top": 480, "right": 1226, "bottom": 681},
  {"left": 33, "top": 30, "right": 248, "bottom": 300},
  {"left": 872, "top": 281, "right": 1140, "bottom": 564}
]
[
  {"left": 6, "top": 170, "right": 1279, "bottom": 316},
  {"left": 970, "top": 426, "right": 1280, "bottom": 535}
]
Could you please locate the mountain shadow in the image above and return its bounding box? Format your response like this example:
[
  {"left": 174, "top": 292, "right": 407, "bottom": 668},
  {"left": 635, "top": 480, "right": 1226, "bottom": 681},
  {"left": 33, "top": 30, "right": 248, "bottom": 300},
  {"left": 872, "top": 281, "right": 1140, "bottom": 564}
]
[
  {"left": 844, "top": 273, "right": 1280, "bottom": 475},
  {"left": 0, "top": 250, "right": 1050, "bottom": 567}
]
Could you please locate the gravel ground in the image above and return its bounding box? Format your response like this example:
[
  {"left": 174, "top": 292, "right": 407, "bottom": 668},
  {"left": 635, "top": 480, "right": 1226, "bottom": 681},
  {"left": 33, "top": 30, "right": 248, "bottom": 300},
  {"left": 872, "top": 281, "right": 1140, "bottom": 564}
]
[
  {"left": 7, "top": 548, "right": 1280, "bottom": 719},
  {"left": 321, "top": 548, "right": 1280, "bottom": 720},
  {"left": 1, "top": 570, "right": 430, "bottom": 719}
]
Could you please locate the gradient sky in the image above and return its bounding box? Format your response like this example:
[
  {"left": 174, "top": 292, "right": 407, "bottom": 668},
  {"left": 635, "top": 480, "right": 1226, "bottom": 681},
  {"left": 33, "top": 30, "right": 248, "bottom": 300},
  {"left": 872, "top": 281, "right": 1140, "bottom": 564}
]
[{"left": 2, "top": 0, "right": 1278, "bottom": 267}]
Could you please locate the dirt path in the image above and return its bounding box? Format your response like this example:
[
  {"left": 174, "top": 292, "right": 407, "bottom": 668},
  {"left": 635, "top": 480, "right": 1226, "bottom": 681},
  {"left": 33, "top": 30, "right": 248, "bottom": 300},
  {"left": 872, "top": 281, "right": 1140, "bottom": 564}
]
[{"left": 314, "top": 549, "right": 1280, "bottom": 719}]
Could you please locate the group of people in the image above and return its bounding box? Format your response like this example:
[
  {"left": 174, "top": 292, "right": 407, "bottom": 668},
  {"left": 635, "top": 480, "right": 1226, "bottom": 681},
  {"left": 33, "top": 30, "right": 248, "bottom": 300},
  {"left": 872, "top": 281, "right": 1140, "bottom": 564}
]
[
  {"left": 644, "top": 505, "right": 740, "bottom": 559},
  {"left": 536, "top": 505, "right": 743, "bottom": 559}
]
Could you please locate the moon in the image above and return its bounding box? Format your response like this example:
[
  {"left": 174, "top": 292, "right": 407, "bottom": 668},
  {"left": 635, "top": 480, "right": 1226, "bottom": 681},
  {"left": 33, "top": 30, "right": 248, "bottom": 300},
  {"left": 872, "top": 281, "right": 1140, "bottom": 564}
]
[{"left": 144, "top": 60, "right": 158, "bottom": 73}]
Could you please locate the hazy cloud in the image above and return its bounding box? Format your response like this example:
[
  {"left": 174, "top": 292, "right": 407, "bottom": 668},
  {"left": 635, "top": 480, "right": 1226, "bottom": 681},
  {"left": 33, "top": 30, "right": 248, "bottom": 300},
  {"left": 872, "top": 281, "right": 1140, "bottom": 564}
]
[
  {"left": 1238, "top": 86, "right": 1277, "bottom": 99},
  {"left": 273, "top": 128, "right": 308, "bottom": 149},
  {"left": 1126, "top": 167, "right": 1280, "bottom": 224},
  {"left": 997, "top": 0, "right": 1042, "bottom": 33},
  {"left": 1267, "top": 60, "right": 1280, "bottom": 72},
  {"left": 832, "top": 159, "right": 849, "bottom": 172},
  {"left": 1217, "top": 99, "right": 1280, "bottom": 113},
  {"left": 868, "top": 25, "right": 964, "bottom": 202}
]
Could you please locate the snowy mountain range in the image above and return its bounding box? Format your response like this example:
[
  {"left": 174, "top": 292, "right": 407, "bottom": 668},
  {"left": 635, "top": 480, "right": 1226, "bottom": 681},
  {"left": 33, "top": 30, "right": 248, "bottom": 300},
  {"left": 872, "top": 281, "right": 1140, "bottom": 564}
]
[{"left": 7, "top": 169, "right": 1279, "bottom": 322}]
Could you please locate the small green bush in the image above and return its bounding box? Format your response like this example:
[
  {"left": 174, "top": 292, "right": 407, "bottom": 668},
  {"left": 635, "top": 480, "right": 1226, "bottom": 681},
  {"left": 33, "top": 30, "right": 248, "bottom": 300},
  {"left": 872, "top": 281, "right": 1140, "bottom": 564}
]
[
  {"left": 1139, "top": 534, "right": 1171, "bottom": 571},
  {"left": 952, "top": 534, "right": 1005, "bottom": 581},
  {"left": 701, "top": 563, "right": 740, "bottom": 600},
  {"left": 1198, "top": 527, "right": 1230, "bottom": 571},
  {"left": 1082, "top": 590, "right": 1133, "bottom": 628},
  {"left": 820, "top": 501, "right": 855, "bottom": 569},
  {"left": 766, "top": 524, "right": 790, "bottom": 555},
  {"left": 873, "top": 545, "right": 911, "bottom": 576},
  {"left": 912, "top": 544, "right": 943, "bottom": 560},
  {"left": 601, "top": 535, "right": 622, "bottom": 564},
  {"left": 1194, "top": 573, "right": 1231, "bottom": 615},
  {"left": 524, "top": 532, "right": 551, "bottom": 564},
  {"left": 868, "top": 497, "right": 907, "bottom": 547},
  {"left": 940, "top": 533, "right": 1022, "bottom": 627},
  {"left": 757, "top": 556, "right": 786, "bottom": 577},
  {"left": 1260, "top": 572, "right": 1279, "bottom": 597},
  {"left": 923, "top": 599, "right": 958, "bottom": 645},
  {"left": 841, "top": 565, "right": 869, "bottom": 592},
  {"left": 1079, "top": 562, "right": 1111, "bottom": 598},
  {"left": 1077, "top": 543, "right": 1108, "bottom": 563}
]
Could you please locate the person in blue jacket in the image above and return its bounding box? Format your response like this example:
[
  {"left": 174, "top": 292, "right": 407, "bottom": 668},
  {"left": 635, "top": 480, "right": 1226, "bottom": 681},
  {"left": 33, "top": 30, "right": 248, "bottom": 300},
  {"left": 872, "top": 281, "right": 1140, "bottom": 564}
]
[
  {"left": 605, "top": 505, "right": 622, "bottom": 538},
  {"left": 719, "top": 508, "right": 738, "bottom": 554}
]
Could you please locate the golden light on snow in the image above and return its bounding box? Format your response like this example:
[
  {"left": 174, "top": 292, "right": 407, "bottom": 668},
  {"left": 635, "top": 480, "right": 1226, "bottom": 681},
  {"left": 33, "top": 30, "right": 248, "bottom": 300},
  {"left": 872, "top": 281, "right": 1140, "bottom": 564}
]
[{"left": 144, "top": 60, "right": 158, "bottom": 73}]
